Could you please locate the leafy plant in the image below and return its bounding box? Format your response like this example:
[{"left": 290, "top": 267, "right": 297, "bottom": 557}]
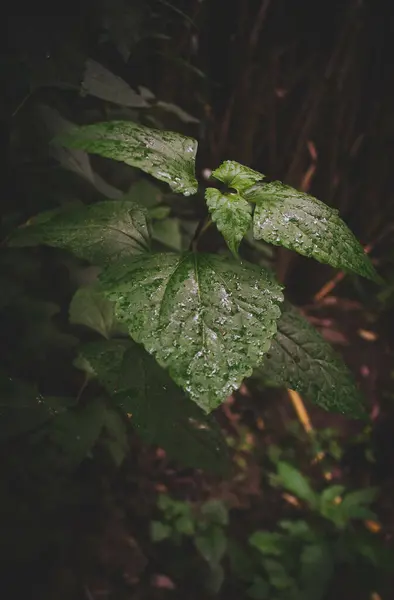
[
  {"left": 151, "top": 495, "right": 228, "bottom": 592},
  {"left": 5, "top": 118, "right": 380, "bottom": 470}
]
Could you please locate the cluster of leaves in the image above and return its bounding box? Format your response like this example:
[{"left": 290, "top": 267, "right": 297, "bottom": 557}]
[
  {"left": 3, "top": 112, "right": 381, "bottom": 473},
  {"left": 151, "top": 495, "right": 228, "bottom": 592},
  {"left": 151, "top": 433, "right": 393, "bottom": 600}
]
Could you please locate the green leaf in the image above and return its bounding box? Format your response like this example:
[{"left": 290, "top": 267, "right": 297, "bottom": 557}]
[
  {"left": 257, "top": 302, "right": 365, "bottom": 417},
  {"left": 212, "top": 161, "right": 265, "bottom": 193},
  {"left": 205, "top": 188, "right": 252, "bottom": 256},
  {"left": 247, "top": 576, "right": 270, "bottom": 599},
  {"left": 262, "top": 559, "right": 295, "bottom": 590},
  {"left": 150, "top": 521, "right": 172, "bottom": 542},
  {"left": 319, "top": 485, "right": 346, "bottom": 521},
  {"left": 246, "top": 182, "right": 379, "bottom": 281},
  {"left": 57, "top": 121, "right": 198, "bottom": 195},
  {"left": 249, "top": 531, "right": 284, "bottom": 556},
  {"left": 276, "top": 462, "right": 318, "bottom": 508},
  {"left": 78, "top": 340, "right": 230, "bottom": 474},
  {"left": 201, "top": 500, "right": 228, "bottom": 526},
  {"left": 152, "top": 218, "right": 182, "bottom": 250},
  {"left": 300, "top": 543, "right": 333, "bottom": 600},
  {"left": 69, "top": 286, "right": 126, "bottom": 339},
  {"left": 102, "top": 408, "right": 128, "bottom": 466},
  {"left": 9, "top": 201, "right": 149, "bottom": 267},
  {"left": 82, "top": 59, "right": 149, "bottom": 108},
  {"left": 195, "top": 527, "right": 227, "bottom": 565},
  {"left": 99, "top": 253, "right": 283, "bottom": 411},
  {"left": 50, "top": 398, "right": 107, "bottom": 467},
  {"left": 0, "top": 372, "right": 72, "bottom": 442},
  {"left": 125, "top": 179, "right": 163, "bottom": 208},
  {"left": 175, "top": 515, "right": 195, "bottom": 535}
]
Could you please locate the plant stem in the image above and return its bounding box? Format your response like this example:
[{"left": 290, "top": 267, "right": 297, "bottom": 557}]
[{"left": 189, "top": 216, "right": 212, "bottom": 252}]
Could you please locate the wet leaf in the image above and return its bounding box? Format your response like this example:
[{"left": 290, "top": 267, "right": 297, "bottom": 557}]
[
  {"left": 212, "top": 161, "right": 264, "bottom": 193},
  {"left": 99, "top": 253, "right": 283, "bottom": 412},
  {"left": 57, "top": 121, "right": 198, "bottom": 195},
  {"left": 78, "top": 340, "right": 230, "bottom": 474},
  {"left": 246, "top": 182, "right": 379, "bottom": 281},
  {"left": 205, "top": 188, "right": 252, "bottom": 256},
  {"left": 82, "top": 59, "right": 149, "bottom": 108},
  {"left": 9, "top": 200, "right": 149, "bottom": 267},
  {"left": 258, "top": 302, "right": 365, "bottom": 417}
]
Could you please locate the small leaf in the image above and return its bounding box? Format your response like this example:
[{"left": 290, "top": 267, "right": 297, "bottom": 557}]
[
  {"left": 99, "top": 253, "right": 283, "bottom": 411},
  {"left": 195, "top": 527, "right": 227, "bottom": 565},
  {"left": 276, "top": 462, "right": 318, "bottom": 508},
  {"left": 57, "top": 121, "right": 198, "bottom": 195},
  {"left": 78, "top": 340, "right": 230, "bottom": 474},
  {"left": 201, "top": 500, "right": 228, "bottom": 526},
  {"left": 50, "top": 398, "right": 107, "bottom": 467},
  {"left": 257, "top": 302, "right": 365, "bottom": 417},
  {"left": 156, "top": 100, "right": 199, "bottom": 124},
  {"left": 151, "top": 521, "right": 172, "bottom": 542},
  {"left": 9, "top": 201, "right": 149, "bottom": 266},
  {"left": 205, "top": 188, "right": 252, "bottom": 256},
  {"left": 69, "top": 286, "right": 126, "bottom": 339},
  {"left": 212, "top": 161, "right": 265, "bottom": 193},
  {"left": 249, "top": 531, "right": 284, "bottom": 556},
  {"left": 246, "top": 181, "right": 379, "bottom": 281},
  {"left": 82, "top": 59, "right": 149, "bottom": 108}
]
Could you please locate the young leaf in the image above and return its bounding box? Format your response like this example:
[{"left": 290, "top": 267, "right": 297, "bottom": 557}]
[
  {"left": 77, "top": 340, "right": 230, "bottom": 474},
  {"left": 69, "top": 286, "right": 126, "bottom": 339},
  {"left": 205, "top": 188, "right": 252, "bottom": 256},
  {"left": 9, "top": 201, "right": 149, "bottom": 266},
  {"left": 276, "top": 461, "right": 318, "bottom": 508},
  {"left": 246, "top": 182, "right": 379, "bottom": 281},
  {"left": 57, "top": 121, "right": 198, "bottom": 195},
  {"left": 212, "top": 161, "right": 265, "bottom": 193},
  {"left": 257, "top": 302, "right": 365, "bottom": 417},
  {"left": 99, "top": 253, "right": 283, "bottom": 411}
]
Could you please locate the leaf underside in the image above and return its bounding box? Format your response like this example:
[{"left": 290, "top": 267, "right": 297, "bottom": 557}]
[
  {"left": 99, "top": 252, "right": 283, "bottom": 412},
  {"left": 246, "top": 182, "right": 378, "bottom": 281},
  {"left": 56, "top": 120, "right": 198, "bottom": 195},
  {"left": 9, "top": 200, "right": 149, "bottom": 267},
  {"left": 258, "top": 303, "right": 365, "bottom": 417},
  {"left": 205, "top": 188, "right": 252, "bottom": 256},
  {"left": 79, "top": 340, "right": 230, "bottom": 474}
]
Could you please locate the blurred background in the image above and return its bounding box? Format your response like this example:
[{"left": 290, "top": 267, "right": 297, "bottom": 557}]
[{"left": 3, "top": 1, "right": 394, "bottom": 599}]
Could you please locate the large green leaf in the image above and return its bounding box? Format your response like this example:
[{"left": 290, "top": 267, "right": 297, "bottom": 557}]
[
  {"left": 257, "top": 303, "right": 365, "bottom": 417},
  {"left": 205, "top": 189, "right": 252, "bottom": 256},
  {"left": 212, "top": 161, "right": 265, "bottom": 193},
  {"left": 78, "top": 340, "right": 230, "bottom": 474},
  {"left": 57, "top": 121, "right": 198, "bottom": 195},
  {"left": 246, "top": 182, "right": 378, "bottom": 281},
  {"left": 99, "top": 253, "right": 283, "bottom": 411},
  {"left": 9, "top": 200, "right": 149, "bottom": 266}
]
